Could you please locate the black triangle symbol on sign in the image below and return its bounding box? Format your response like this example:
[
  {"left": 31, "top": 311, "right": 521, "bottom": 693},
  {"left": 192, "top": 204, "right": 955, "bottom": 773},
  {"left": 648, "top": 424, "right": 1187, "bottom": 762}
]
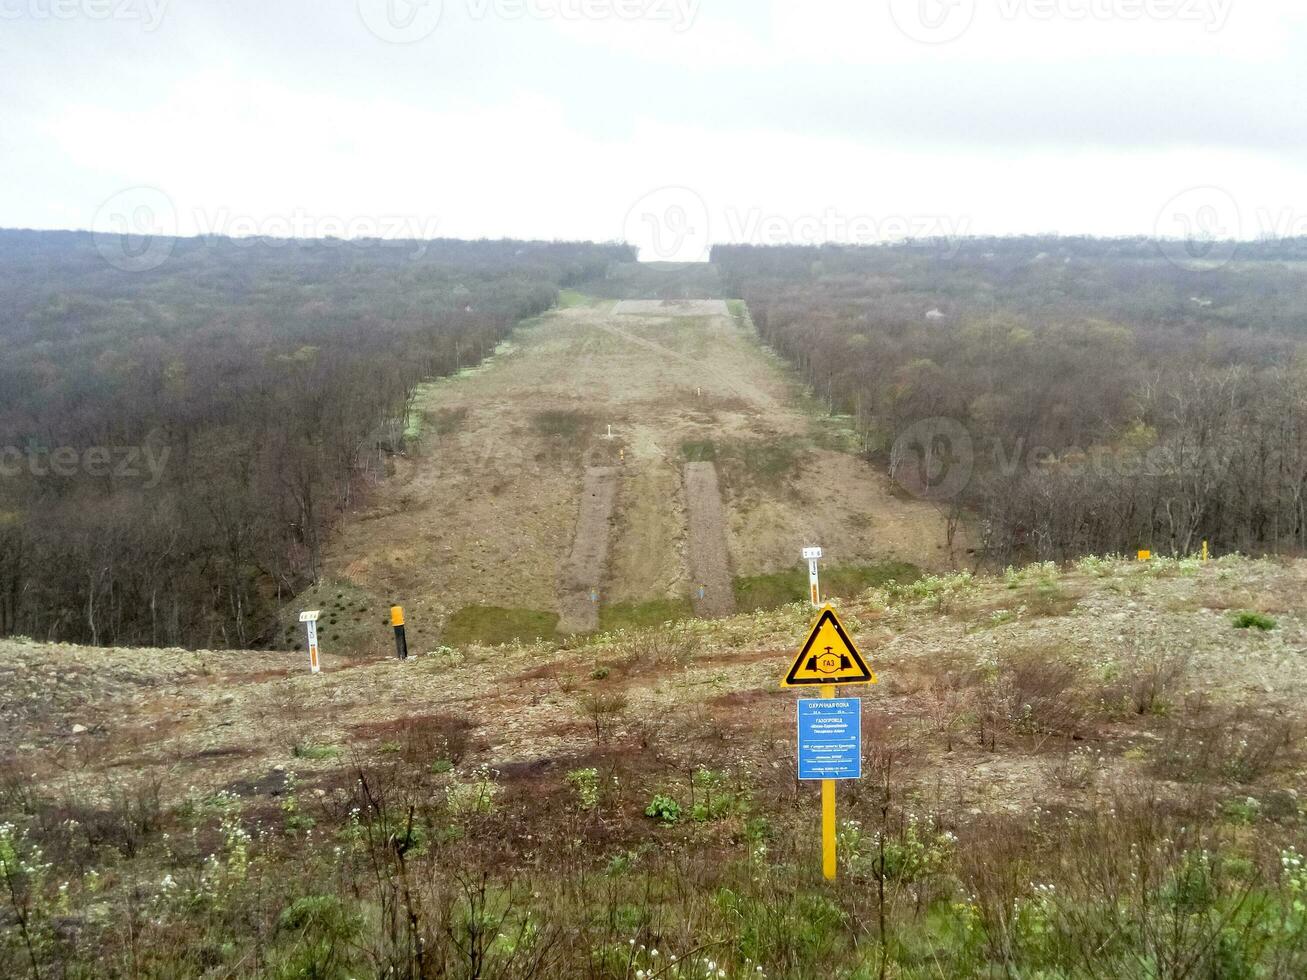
[{"left": 783, "top": 606, "right": 875, "bottom": 686}]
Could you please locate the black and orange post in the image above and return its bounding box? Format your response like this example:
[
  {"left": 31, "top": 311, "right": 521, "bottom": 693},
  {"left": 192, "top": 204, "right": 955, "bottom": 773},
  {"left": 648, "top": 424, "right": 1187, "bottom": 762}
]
[{"left": 391, "top": 605, "right": 409, "bottom": 661}]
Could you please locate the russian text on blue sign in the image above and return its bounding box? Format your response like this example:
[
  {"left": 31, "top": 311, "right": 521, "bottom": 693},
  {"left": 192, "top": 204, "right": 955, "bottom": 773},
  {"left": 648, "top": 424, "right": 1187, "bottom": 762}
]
[{"left": 797, "top": 697, "right": 862, "bottom": 781}]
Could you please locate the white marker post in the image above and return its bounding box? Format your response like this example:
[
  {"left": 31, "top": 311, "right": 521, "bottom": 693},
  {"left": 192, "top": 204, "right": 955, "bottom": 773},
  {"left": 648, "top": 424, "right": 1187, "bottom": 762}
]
[
  {"left": 299, "top": 610, "right": 322, "bottom": 674},
  {"left": 803, "top": 546, "right": 823, "bottom": 607}
]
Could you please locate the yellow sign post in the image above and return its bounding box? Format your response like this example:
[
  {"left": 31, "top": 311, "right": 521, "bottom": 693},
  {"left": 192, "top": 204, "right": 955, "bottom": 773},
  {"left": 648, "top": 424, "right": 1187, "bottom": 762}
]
[
  {"left": 1138, "top": 549, "right": 1152, "bottom": 562},
  {"left": 391, "top": 605, "right": 409, "bottom": 661},
  {"left": 783, "top": 605, "right": 876, "bottom": 880}
]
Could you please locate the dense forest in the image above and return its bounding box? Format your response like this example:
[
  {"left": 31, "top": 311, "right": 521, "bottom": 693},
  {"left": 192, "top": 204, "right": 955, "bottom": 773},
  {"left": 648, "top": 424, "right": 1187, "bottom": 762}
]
[
  {"left": 715, "top": 237, "right": 1307, "bottom": 565},
  {"left": 0, "top": 231, "right": 632, "bottom": 649}
]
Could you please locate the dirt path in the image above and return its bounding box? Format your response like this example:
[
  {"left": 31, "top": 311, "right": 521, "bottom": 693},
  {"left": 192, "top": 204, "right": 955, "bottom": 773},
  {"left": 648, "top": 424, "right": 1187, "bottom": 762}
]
[
  {"left": 557, "top": 467, "right": 619, "bottom": 633},
  {"left": 321, "top": 289, "right": 954, "bottom": 649},
  {"left": 684, "top": 462, "right": 736, "bottom": 618}
]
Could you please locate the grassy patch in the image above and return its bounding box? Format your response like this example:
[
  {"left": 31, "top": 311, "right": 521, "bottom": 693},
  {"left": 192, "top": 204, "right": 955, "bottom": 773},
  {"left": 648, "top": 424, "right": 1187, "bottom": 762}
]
[
  {"left": 682, "top": 437, "right": 806, "bottom": 490},
  {"left": 557, "top": 288, "right": 590, "bottom": 308},
  {"left": 443, "top": 605, "right": 559, "bottom": 647},
  {"left": 531, "top": 409, "right": 592, "bottom": 440},
  {"left": 680, "top": 439, "right": 717, "bottom": 462},
  {"left": 1232, "top": 610, "right": 1276, "bottom": 631},
  {"left": 291, "top": 743, "right": 342, "bottom": 761},
  {"left": 599, "top": 597, "right": 695, "bottom": 632},
  {"left": 734, "top": 561, "right": 922, "bottom": 612}
]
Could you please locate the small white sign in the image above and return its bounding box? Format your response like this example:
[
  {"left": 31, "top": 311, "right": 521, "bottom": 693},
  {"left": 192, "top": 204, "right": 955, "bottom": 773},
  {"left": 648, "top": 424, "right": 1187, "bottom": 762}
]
[
  {"left": 802, "top": 547, "right": 823, "bottom": 560},
  {"left": 299, "top": 610, "right": 320, "bottom": 622}
]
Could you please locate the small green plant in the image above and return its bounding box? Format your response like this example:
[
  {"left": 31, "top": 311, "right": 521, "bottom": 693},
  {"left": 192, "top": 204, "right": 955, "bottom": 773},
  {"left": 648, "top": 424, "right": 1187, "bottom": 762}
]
[
  {"left": 430, "top": 759, "right": 454, "bottom": 774},
  {"left": 690, "top": 768, "right": 747, "bottom": 822},
  {"left": 1222, "top": 796, "right": 1262, "bottom": 825},
  {"left": 589, "top": 666, "right": 610, "bottom": 681},
  {"left": 885, "top": 571, "right": 974, "bottom": 612},
  {"left": 644, "top": 794, "right": 681, "bottom": 824},
  {"left": 1232, "top": 611, "right": 1276, "bottom": 631},
  {"left": 566, "top": 768, "right": 600, "bottom": 810},
  {"left": 292, "top": 742, "right": 342, "bottom": 761},
  {"left": 281, "top": 773, "right": 315, "bottom": 834},
  {"left": 445, "top": 766, "right": 499, "bottom": 817}
]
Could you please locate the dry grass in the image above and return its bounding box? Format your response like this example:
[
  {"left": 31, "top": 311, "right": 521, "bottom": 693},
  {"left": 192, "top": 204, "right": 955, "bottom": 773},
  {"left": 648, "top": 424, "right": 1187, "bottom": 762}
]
[{"left": 2, "top": 556, "right": 1307, "bottom": 976}]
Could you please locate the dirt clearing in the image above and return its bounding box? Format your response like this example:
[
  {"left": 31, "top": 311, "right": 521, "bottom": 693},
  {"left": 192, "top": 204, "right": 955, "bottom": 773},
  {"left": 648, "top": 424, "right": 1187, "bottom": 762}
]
[
  {"left": 557, "top": 466, "right": 619, "bottom": 632},
  {"left": 684, "top": 461, "right": 736, "bottom": 617},
  {"left": 613, "top": 299, "right": 731, "bottom": 316},
  {"left": 321, "top": 287, "right": 952, "bottom": 647}
]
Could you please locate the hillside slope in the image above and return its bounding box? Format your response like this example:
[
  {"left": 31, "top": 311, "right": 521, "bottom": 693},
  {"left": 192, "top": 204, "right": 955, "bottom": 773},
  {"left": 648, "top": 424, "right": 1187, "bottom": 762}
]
[
  {"left": 4, "top": 555, "right": 1305, "bottom": 976},
  {"left": 6, "top": 556, "right": 1303, "bottom": 807}
]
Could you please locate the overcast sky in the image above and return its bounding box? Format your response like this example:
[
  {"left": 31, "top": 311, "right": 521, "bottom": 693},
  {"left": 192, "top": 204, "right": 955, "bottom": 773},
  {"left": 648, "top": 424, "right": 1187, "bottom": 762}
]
[{"left": 4, "top": 0, "right": 1306, "bottom": 259}]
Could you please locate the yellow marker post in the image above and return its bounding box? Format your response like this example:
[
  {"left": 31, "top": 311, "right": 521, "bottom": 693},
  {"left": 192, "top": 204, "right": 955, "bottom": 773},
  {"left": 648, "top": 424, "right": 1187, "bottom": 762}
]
[
  {"left": 784, "top": 605, "right": 876, "bottom": 882},
  {"left": 1138, "top": 549, "right": 1152, "bottom": 562},
  {"left": 821, "top": 683, "right": 837, "bottom": 880},
  {"left": 390, "top": 605, "right": 409, "bottom": 661},
  {"left": 1202, "top": 540, "right": 1209, "bottom": 562}
]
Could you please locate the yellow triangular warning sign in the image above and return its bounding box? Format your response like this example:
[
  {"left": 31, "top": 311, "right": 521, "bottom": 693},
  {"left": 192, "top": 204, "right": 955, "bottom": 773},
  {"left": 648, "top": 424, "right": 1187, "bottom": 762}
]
[{"left": 782, "top": 605, "right": 877, "bottom": 687}]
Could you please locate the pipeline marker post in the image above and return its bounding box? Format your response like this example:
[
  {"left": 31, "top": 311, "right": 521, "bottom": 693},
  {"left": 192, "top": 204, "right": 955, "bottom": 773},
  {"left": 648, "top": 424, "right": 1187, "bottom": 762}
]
[
  {"left": 783, "top": 604, "right": 876, "bottom": 880},
  {"left": 299, "top": 610, "right": 322, "bottom": 674},
  {"left": 1138, "top": 549, "right": 1152, "bottom": 562},
  {"left": 390, "top": 605, "right": 408, "bottom": 661},
  {"left": 802, "top": 546, "right": 823, "bottom": 607},
  {"left": 1202, "top": 540, "right": 1210, "bottom": 562}
]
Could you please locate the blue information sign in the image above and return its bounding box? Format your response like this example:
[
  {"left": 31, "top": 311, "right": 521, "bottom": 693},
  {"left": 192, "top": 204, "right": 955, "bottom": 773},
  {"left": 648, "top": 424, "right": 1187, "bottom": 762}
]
[{"left": 797, "top": 698, "right": 862, "bottom": 780}]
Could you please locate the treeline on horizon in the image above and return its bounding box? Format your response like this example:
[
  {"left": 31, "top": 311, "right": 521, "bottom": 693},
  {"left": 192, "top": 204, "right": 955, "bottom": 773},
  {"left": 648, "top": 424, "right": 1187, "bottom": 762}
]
[
  {"left": 0, "top": 230, "right": 633, "bottom": 649},
  {"left": 714, "top": 237, "right": 1307, "bottom": 565}
]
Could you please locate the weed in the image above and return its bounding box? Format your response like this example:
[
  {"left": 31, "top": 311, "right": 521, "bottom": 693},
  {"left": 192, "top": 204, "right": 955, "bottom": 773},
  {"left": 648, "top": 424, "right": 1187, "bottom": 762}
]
[
  {"left": 735, "top": 561, "right": 920, "bottom": 613},
  {"left": 445, "top": 766, "right": 499, "bottom": 817},
  {"left": 1232, "top": 611, "right": 1277, "bottom": 631},
  {"left": 577, "top": 691, "right": 628, "bottom": 744},
  {"left": 885, "top": 571, "right": 974, "bottom": 613},
  {"left": 644, "top": 794, "right": 681, "bottom": 824},
  {"left": 292, "top": 742, "right": 342, "bottom": 761},
  {"left": 566, "top": 768, "right": 600, "bottom": 811}
]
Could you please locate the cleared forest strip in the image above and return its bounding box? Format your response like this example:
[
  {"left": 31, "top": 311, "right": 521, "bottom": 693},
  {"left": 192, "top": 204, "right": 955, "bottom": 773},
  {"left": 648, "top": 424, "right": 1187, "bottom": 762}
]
[
  {"left": 557, "top": 466, "right": 620, "bottom": 633},
  {"left": 684, "top": 461, "right": 736, "bottom": 618}
]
